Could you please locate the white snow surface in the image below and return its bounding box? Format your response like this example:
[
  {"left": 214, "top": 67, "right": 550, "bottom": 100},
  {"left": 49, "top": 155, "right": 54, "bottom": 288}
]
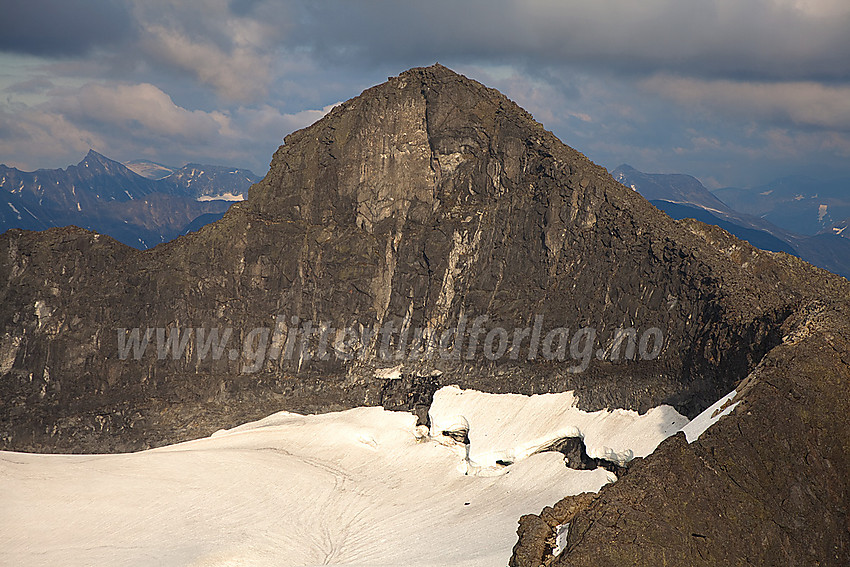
[
  {"left": 553, "top": 523, "right": 570, "bottom": 556},
  {"left": 1, "top": 386, "right": 704, "bottom": 567},
  {"left": 681, "top": 389, "right": 739, "bottom": 443},
  {"left": 197, "top": 192, "right": 245, "bottom": 202},
  {"left": 429, "top": 386, "right": 688, "bottom": 471}
]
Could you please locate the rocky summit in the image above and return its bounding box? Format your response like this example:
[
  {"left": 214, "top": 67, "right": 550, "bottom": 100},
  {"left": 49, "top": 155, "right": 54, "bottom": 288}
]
[{"left": 1, "top": 65, "right": 848, "bottom": 564}]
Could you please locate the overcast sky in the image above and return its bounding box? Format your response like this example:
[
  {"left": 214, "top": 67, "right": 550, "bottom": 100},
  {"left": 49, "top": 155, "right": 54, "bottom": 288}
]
[{"left": 1, "top": 0, "right": 849, "bottom": 188}]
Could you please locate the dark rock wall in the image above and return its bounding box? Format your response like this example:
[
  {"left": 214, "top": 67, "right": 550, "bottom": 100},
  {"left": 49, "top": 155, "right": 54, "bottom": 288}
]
[{"left": 1, "top": 65, "right": 846, "bottom": 454}]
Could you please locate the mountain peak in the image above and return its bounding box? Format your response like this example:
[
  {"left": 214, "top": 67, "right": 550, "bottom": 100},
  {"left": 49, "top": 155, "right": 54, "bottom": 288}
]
[
  {"left": 398, "top": 62, "right": 462, "bottom": 80},
  {"left": 78, "top": 149, "right": 122, "bottom": 171},
  {"left": 83, "top": 148, "right": 109, "bottom": 161},
  {"left": 613, "top": 164, "right": 638, "bottom": 174},
  {"left": 258, "top": 64, "right": 560, "bottom": 232}
]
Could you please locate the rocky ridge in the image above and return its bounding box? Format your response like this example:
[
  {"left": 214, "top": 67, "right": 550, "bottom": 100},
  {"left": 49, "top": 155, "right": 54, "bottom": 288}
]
[{"left": 511, "top": 300, "right": 850, "bottom": 566}]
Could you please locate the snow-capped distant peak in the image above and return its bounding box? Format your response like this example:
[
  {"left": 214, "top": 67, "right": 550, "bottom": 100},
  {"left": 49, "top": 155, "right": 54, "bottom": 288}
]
[
  {"left": 80, "top": 149, "right": 112, "bottom": 167},
  {"left": 124, "top": 160, "right": 176, "bottom": 180}
]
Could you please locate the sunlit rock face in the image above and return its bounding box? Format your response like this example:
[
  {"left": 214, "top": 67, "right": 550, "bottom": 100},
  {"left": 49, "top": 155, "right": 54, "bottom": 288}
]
[{"left": 0, "top": 64, "right": 843, "bottom": 456}]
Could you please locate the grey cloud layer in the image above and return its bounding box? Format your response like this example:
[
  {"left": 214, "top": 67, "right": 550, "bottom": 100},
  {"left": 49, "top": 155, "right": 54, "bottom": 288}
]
[
  {"left": 291, "top": 0, "right": 850, "bottom": 80},
  {"left": 7, "top": 1, "right": 848, "bottom": 85},
  {"left": 0, "top": 0, "right": 134, "bottom": 56}
]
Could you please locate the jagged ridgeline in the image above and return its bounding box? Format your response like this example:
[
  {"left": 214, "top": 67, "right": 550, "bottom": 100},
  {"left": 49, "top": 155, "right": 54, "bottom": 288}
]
[{"left": 0, "top": 65, "right": 845, "bottom": 454}]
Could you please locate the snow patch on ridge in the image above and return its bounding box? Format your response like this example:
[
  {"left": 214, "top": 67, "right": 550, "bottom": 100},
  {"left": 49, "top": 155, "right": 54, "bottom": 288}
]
[
  {"left": 681, "top": 389, "right": 739, "bottom": 443},
  {"left": 553, "top": 523, "right": 570, "bottom": 556},
  {"left": 7, "top": 202, "right": 21, "bottom": 219}
]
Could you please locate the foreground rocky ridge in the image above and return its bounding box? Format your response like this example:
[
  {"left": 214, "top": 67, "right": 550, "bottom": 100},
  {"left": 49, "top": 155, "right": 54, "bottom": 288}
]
[{"left": 512, "top": 301, "right": 850, "bottom": 566}]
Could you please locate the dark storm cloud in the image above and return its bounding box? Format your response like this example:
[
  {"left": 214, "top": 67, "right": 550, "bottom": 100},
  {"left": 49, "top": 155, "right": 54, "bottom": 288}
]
[
  {"left": 284, "top": 1, "right": 850, "bottom": 82},
  {"left": 4, "top": 1, "right": 849, "bottom": 93},
  {"left": 0, "top": 0, "right": 134, "bottom": 57},
  {"left": 8, "top": 1, "right": 847, "bottom": 102}
]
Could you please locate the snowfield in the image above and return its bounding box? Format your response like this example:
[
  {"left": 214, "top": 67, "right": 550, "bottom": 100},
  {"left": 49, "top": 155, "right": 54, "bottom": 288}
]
[
  {"left": 0, "top": 386, "right": 732, "bottom": 567},
  {"left": 196, "top": 192, "right": 245, "bottom": 202}
]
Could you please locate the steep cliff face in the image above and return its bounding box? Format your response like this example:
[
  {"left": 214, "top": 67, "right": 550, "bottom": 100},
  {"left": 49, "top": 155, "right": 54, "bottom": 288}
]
[
  {"left": 511, "top": 301, "right": 850, "bottom": 566},
  {"left": 0, "top": 65, "right": 846, "bottom": 454}
]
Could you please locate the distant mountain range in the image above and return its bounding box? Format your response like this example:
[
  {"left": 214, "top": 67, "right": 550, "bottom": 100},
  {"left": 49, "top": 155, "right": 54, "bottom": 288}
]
[
  {"left": 126, "top": 159, "right": 257, "bottom": 200},
  {"left": 613, "top": 164, "right": 850, "bottom": 278},
  {"left": 0, "top": 150, "right": 259, "bottom": 249},
  {"left": 714, "top": 175, "right": 850, "bottom": 237}
]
